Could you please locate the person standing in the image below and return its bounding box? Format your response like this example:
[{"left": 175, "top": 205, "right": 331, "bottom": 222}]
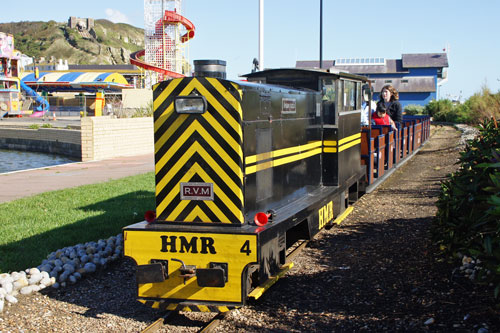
[{"left": 377, "top": 85, "right": 402, "bottom": 127}]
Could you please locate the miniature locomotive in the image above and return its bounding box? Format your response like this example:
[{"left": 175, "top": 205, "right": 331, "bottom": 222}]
[{"left": 123, "top": 65, "right": 428, "bottom": 312}]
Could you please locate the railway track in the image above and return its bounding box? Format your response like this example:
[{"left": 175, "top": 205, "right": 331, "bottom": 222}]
[{"left": 141, "top": 311, "right": 227, "bottom": 333}]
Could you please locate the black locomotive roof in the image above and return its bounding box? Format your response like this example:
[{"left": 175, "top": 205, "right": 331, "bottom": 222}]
[{"left": 242, "top": 68, "right": 368, "bottom": 91}]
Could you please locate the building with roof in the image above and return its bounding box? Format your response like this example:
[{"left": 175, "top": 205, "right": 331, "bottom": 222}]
[
  {"left": 21, "top": 71, "right": 133, "bottom": 93},
  {"left": 296, "top": 53, "right": 448, "bottom": 108}
]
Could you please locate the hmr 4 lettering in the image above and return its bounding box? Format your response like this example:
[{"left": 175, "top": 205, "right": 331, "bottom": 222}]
[
  {"left": 160, "top": 236, "right": 217, "bottom": 254},
  {"left": 318, "top": 201, "right": 333, "bottom": 229}
]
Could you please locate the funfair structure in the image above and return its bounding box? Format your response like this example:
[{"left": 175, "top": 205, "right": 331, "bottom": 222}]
[{"left": 130, "top": 0, "right": 195, "bottom": 87}]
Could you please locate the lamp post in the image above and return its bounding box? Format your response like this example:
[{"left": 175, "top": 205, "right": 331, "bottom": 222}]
[
  {"left": 259, "top": 0, "right": 264, "bottom": 71},
  {"left": 319, "top": 0, "right": 323, "bottom": 69}
]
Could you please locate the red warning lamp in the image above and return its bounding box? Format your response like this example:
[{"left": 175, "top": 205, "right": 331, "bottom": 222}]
[
  {"left": 254, "top": 212, "right": 270, "bottom": 226},
  {"left": 144, "top": 210, "right": 156, "bottom": 223}
]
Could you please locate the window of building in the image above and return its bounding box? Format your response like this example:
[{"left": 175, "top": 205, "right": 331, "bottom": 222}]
[{"left": 335, "top": 57, "right": 385, "bottom": 66}]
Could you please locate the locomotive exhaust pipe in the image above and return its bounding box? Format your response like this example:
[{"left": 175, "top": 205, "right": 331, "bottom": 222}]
[{"left": 193, "top": 59, "right": 227, "bottom": 79}]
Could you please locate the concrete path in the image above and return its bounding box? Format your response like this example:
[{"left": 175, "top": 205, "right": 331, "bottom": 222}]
[{"left": 0, "top": 154, "right": 154, "bottom": 203}]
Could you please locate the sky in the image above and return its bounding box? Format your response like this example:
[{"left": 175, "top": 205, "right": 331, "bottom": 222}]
[{"left": 1, "top": 0, "right": 499, "bottom": 100}]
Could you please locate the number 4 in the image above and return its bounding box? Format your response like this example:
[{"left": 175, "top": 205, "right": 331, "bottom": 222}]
[{"left": 240, "top": 240, "right": 251, "bottom": 256}]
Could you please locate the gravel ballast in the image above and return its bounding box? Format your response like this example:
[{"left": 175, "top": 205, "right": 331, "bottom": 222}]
[{"left": 1, "top": 125, "right": 499, "bottom": 332}]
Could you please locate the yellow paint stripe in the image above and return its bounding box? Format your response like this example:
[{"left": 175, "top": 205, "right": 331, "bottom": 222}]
[
  {"left": 197, "top": 305, "right": 210, "bottom": 312},
  {"left": 185, "top": 206, "right": 210, "bottom": 222},
  {"left": 230, "top": 82, "right": 243, "bottom": 100},
  {"left": 155, "top": 120, "right": 242, "bottom": 183},
  {"left": 154, "top": 78, "right": 203, "bottom": 134},
  {"left": 323, "top": 140, "right": 337, "bottom": 147},
  {"left": 167, "top": 303, "right": 178, "bottom": 310},
  {"left": 182, "top": 306, "right": 192, "bottom": 312},
  {"left": 338, "top": 138, "right": 361, "bottom": 152},
  {"left": 273, "top": 148, "right": 321, "bottom": 168},
  {"left": 202, "top": 112, "right": 243, "bottom": 158},
  {"left": 166, "top": 198, "right": 189, "bottom": 221},
  {"left": 196, "top": 146, "right": 243, "bottom": 202},
  {"left": 248, "top": 263, "right": 294, "bottom": 300},
  {"left": 155, "top": 113, "right": 187, "bottom": 154},
  {"left": 339, "top": 132, "right": 361, "bottom": 145},
  {"left": 193, "top": 163, "right": 242, "bottom": 222},
  {"left": 246, "top": 147, "right": 321, "bottom": 174},
  {"left": 245, "top": 141, "right": 322, "bottom": 165},
  {"left": 156, "top": 140, "right": 242, "bottom": 202},
  {"left": 334, "top": 206, "right": 354, "bottom": 225},
  {"left": 153, "top": 79, "right": 182, "bottom": 128},
  {"left": 218, "top": 306, "right": 230, "bottom": 312},
  {"left": 188, "top": 79, "right": 242, "bottom": 137},
  {"left": 161, "top": 162, "right": 237, "bottom": 223},
  {"left": 207, "top": 78, "right": 242, "bottom": 118},
  {"left": 323, "top": 147, "right": 337, "bottom": 153}
]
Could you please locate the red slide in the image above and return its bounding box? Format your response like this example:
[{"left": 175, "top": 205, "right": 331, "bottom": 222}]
[{"left": 130, "top": 10, "right": 195, "bottom": 78}]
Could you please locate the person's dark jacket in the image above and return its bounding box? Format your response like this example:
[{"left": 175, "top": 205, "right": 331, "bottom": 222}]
[{"left": 376, "top": 100, "right": 402, "bottom": 124}]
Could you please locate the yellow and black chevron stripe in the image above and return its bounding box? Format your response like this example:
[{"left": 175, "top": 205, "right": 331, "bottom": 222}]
[
  {"left": 139, "top": 299, "right": 237, "bottom": 312},
  {"left": 153, "top": 77, "right": 244, "bottom": 224},
  {"left": 323, "top": 133, "right": 361, "bottom": 153},
  {"left": 245, "top": 141, "right": 322, "bottom": 174}
]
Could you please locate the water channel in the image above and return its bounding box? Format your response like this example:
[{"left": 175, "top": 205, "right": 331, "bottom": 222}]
[{"left": 0, "top": 149, "right": 77, "bottom": 173}]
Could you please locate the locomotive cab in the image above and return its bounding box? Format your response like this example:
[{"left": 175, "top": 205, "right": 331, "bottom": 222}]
[{"left": 123, "top": 67, "right": 368, "bottom": 312}]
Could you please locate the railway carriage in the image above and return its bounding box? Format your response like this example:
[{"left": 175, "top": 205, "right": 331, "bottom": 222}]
[{"left": 123, "top": 65, "right": 429, "bottom": 312}]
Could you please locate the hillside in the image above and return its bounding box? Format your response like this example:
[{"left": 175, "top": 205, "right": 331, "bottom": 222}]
[{"left": 0, "top": 20, "right": 144, "bottom": 65}]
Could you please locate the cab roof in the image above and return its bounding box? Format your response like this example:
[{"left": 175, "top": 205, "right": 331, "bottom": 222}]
[{"left": 242, "top": 68, "right": 368, "bottom": 91}]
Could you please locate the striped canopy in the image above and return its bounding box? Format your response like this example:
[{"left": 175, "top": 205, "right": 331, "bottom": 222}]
[{"left": 21, "top": 72, "right": 133, "bottom": 93}]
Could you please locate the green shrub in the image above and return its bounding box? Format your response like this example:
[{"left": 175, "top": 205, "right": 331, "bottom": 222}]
[
  {"left": 466, "top": 86, "right": 500, "bottom": 123},
  {"left": 41, "top": 123, "right": 53, "bottom": 128},
  {"left": 425, "top": 87, "right": 500, "bottom": 125},
  {"left": 404, "top": 104, "right": 426, "bottom": 115},
  {"left": 28, "top": 124, "right": 39, "bottom": 129},
  {"left": 433, "top": 118, "right": 500, "bottom": 298},
  {"left": 425, "top": 99, "right": 453, "bottom": 118}
]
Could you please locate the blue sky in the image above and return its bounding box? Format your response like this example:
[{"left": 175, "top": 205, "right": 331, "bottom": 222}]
[{"left": 1, "top": 0, "right": 499, "bottom": 100}]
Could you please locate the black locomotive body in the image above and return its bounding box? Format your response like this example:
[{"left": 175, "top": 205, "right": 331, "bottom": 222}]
[{"left": 123, "top": 68, "right": 404, "bottom": 312}]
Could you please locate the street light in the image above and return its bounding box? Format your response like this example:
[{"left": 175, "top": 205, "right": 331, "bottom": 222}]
[{"left": 319, "top": 0, "right": 323, "bottom": 69}]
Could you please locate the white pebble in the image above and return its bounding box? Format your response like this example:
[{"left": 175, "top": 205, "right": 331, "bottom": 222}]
[
  {"left": 3, "top": 282, "right": 13, "bottom": 294},
  {"left": 40, "top": 277, "right": 52, "bottom": 286},
  {"left": 28, "top": 273, "right": 43, "bottom": 285},
  {"left": 13, "top": 277, "right": 29, "bottom": 290},
  {"left": 28, "top": 267, "right": 41, "bottom": 276},
  {"left": 5, "top": 294, "right": 18, "bottom": 304},
  {"left": 0, "top": 276, "right": 13, "bottom": 287},
  {"left": 12, "top": 271, "right": 27, "bottom": 281},
  {"left": 20, "top": 286, "right": 33, "bottom": 295}
]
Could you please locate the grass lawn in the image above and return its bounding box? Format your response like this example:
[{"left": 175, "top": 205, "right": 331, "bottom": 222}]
[{"left": 0, "top": 172, "right": 155, "bottom": 273}]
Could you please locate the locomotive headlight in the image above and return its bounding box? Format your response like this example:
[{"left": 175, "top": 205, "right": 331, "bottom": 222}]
[{"left": 174, "top": 96, "right": 207, "bottom": 114}]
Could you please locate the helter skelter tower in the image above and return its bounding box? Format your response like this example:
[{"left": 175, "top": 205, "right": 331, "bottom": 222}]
[{"left": 137, "top": 0, "right": 195, "bottom": 86}]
